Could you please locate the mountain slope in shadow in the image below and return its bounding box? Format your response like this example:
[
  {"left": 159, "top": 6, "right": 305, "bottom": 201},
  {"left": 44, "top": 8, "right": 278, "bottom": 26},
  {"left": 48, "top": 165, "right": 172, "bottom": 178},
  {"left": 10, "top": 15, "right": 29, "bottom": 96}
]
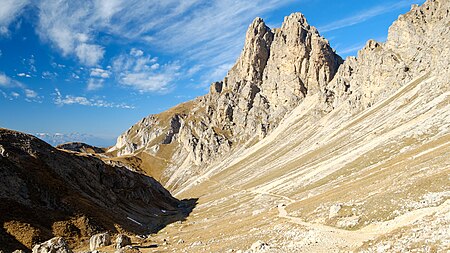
[{"left": 0, "top": 128, "right": 197, "bottom": 251}]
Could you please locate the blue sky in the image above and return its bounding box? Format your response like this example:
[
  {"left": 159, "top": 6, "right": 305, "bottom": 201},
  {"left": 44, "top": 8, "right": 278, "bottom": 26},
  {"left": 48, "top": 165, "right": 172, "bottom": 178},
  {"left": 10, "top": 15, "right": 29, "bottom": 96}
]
[{"left": 0, "top": 0, "right": 424, "bottom": 146}]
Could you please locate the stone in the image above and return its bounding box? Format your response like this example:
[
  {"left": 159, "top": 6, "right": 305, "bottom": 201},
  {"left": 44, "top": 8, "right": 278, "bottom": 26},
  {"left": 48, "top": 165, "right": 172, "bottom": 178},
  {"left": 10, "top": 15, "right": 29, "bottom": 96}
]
[
  {"left": 249, "top": 240, "right": 269, "bottom": 251},
  {"left": 337, "top": 216, "right": 360, "bottom": 228},
  {"left": 115, "top": 234, "right": 132, "bottom": 249},
  {"left": 32, "top": 237, "right": 72, "bottom": 253},
  {"left": 0, "top": 144, "right": 5, "bottom": 157},
  {"left": 328, "top": 204, "right": 342, "bottom": 219},
  {"left": 90, "top": 233, "right": 112, "bottom": 251}
]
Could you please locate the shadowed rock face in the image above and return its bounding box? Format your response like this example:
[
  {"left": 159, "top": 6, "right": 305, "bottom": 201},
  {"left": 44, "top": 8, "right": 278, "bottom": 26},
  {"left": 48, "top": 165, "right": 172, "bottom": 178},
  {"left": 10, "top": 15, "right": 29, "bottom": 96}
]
[
  {"left": 56, "top": 142, "right": 105, "bottom": 154},
  {"left": 0, "top": 129, "right": 196, "bottom": 251}
]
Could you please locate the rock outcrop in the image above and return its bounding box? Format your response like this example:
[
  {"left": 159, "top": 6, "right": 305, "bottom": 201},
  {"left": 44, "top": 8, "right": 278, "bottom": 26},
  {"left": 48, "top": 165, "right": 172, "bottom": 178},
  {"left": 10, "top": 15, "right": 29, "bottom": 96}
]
[
  {"left": 115, "top": 234, "right": 132, "bottom": 249},
  {"left": 56, "top": 142, "right": 105, "bottom": 154},
  {"left": 324, "top": 0, "right": 450, "bottom": 112},
  {"left": 90, "top": 233, "right": 111, "bottom": 251},
  {"left": 109, "top": 13, "right": 342, "bottom": 191},
  {"left": 262, "top": 13, "right": 342, "bottom": 110}
]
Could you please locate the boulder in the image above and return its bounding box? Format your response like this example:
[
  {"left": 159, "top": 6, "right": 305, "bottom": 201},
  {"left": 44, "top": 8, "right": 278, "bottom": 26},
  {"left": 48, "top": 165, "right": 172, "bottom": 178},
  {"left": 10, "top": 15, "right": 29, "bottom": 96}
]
[
  {"left": 115, "top": 234, "right": 132, "bottom": 249},
  {"left": 32, "top": 237, "right": 72, "bottom": 253},
  {"left": 89, "top": 232, "right": 111, "bottom": 251},
  {"left": 248, "top": 240, "right": 269, "bottom": 252},
  {"left": 328, "top": 203, "right": 342, "bottom": 219}
]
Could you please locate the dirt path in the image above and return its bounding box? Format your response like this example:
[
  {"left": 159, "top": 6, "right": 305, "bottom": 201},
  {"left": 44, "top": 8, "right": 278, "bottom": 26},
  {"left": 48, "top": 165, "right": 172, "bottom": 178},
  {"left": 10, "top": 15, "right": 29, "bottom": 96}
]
[{"left": 276, "top": 198, "right": 450, "bottom": 250}]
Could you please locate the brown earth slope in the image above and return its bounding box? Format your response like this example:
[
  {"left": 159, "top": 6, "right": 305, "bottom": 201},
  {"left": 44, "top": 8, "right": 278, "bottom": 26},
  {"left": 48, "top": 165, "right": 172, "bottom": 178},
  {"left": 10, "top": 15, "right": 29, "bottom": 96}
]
[{"left": 0, "top": 129, "right": 196, "bottom": 252}]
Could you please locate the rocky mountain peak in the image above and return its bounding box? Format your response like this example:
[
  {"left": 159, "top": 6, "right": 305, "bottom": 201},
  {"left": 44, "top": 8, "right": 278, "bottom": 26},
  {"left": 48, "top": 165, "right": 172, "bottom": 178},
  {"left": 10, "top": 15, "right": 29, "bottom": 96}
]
[
  {"left": 226, "top": 17, "right": 273, "bottom": 85},
  {"left": 324, "top": 0, "right": 449, "bottom": 112},
  {"left": 110, "top": 11, "right": 344, "bottom": 190},
  {"left": 281, "top": 12, "right": 317, "bottom": 34},
  {"left": 261, "top": 12, "right": 342, "bottom": 109}
]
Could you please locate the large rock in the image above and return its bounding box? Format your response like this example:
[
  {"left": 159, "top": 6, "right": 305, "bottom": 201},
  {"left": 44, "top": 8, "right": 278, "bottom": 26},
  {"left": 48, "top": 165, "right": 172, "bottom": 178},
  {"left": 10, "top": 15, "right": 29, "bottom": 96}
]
[
  {"left": 115, "top": 234, "right": 132, "bottom": 249},
  {"left": 89, "top": 233, "right": 112, "bottom": 251},
  {"left": 32, "top": 237, "right": 72, "bottom": 253}
]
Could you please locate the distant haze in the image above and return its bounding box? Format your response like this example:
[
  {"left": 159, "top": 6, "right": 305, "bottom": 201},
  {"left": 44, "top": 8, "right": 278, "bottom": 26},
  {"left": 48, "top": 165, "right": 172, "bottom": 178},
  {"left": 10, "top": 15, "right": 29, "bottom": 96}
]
[{"left": 34, "top": 132, "right": 115, "bottom": 147}]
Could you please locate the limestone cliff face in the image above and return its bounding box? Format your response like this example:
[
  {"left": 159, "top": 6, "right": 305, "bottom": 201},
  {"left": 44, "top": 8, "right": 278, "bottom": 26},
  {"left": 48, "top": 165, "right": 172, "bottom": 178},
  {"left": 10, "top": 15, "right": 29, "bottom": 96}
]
[
  {"left": 111, "top": 0, "right": 449, "bottom": 192},
  {"left": 110, "top": 13, "right": 342, "bottom": 190},
  {"left": 324, "top": 0, "right": 450, "bottom": 112},
  {"left": 262, "top": 13, "right": 342, "bottom": 111}
]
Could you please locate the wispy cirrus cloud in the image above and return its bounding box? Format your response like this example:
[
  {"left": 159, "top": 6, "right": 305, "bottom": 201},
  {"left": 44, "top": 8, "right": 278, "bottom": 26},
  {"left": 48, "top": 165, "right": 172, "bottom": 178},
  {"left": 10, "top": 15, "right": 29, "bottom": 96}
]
[
  {"left": 90, "top": 68, "right": 111, "bottom": 78},
  {"left": 0, "top": 0, "right": 30, "bottom": 36},
  {"left": 36, "top": 1, "right": 106, "bottom": 66},
  {"left": 318, "top": 0, "right": 418, "bottom": 33},
  {"left": 336, "top": 43, "right": 368, "bottom": 56},
  {"left": 0, "top": 72, "right": 40, "bottom": 101},
  {"left": 53, "top": 88, "right": 134, "bottom": 109},
  {"left": 87, "top": 67, "right": 110, "bottom": 91},
  {"left": 6, "top": 0, "right": 293, "bottom": 87},
  {"left": 112, "top": 48, "right": 180, "bottom": 93},
  {"left": 86, "top": 78, "right": 104, "bottom": 91}
]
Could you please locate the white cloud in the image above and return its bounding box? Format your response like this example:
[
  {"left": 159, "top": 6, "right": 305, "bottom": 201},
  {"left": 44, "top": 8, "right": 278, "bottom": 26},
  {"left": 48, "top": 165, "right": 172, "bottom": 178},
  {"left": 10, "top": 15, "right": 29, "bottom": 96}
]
[
  {"left": 0, "top": 72, "right": 40, "bottom": 101},
  {"left": 130, "top": 48, "right": 144, "bottom": 57},
  {"left": 75, "top": 43, "right": 104, "bottom": 66},
  {"left": 0, "top": 72, "right": 24, "bottom": 88},
  {"left": 0, "top": 0, "right": 30, "bottom": 36},
  {"left": 90, "top": 68, "right": 110, "bottom": 78},
  {"left": 318, "top": 0, "right": 417, "bottom": 33},
  {"left": 86, "top": 78, "right": 104, "bottom": 91},
  {"left": 198, "top": 63, "right": 233, "bottom": 88},
  {"left": 41, "top": 71, "right": 58, "bottom": 80},
  {"left": 17, "top": 73, "right": 31, "bottom": 78},
  {"left": 51, "top": 62, "right": 66, "bottom": 69},
  {"left": 36, "top": 1, "right": 105, "bottom": 66},
  {"left": 337, "top": 43, "right": 367, "bottom": 56},
  {"left": 94, "top": 0, "right": 124, "bottom": 20},
  {"left": 31, "top": 0, "right": 291, "bottom": 85},
  {"left": 0, "top": 73, "right": 10, "bottom": 86},
  {"left": 113, "top": 49, "right": 179, "bottom": 93},
  {"left": 24, "top": 89, "right": 38, "bottom": 98},
  {"left": 4, "top": 0, "right": 298, "bottom": 89},
  {"left": 54, "top": 88, "right": 134, "bottom": 109}
]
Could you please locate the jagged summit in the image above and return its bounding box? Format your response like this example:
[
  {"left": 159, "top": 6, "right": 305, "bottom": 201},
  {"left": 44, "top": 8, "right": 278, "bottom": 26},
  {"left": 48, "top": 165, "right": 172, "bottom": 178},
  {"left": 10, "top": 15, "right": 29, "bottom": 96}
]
[
  {"left": 109, "top": 11, "right": 343, "bottom": 190},
  {"left": 324, "top": 0, "right": 449, "bottom": 112},
  {"left": 281, "top": 12, "right": 316, "bottom": 33},
  {"left": 227, "top": 16, "right": 273, "bottom": 83}
]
